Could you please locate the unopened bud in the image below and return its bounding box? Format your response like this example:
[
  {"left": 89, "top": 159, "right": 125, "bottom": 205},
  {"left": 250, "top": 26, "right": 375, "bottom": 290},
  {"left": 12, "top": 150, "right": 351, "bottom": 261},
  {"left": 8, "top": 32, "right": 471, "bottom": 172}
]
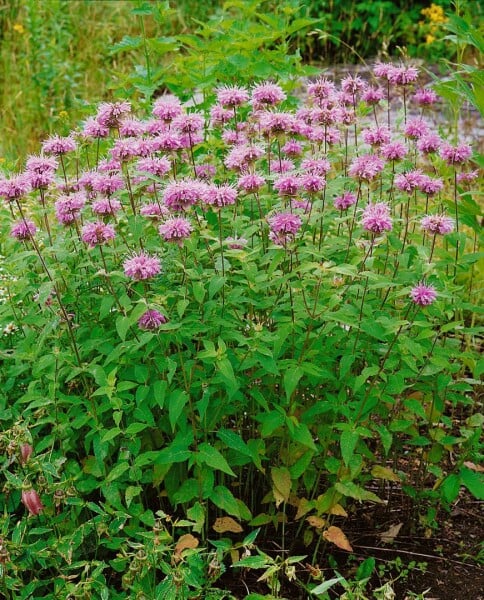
[
  {"left": 20, "top": 443, "right": 33, "bottom": 464},
  {"left": 21, "top": 485, "right": 44, "bottom": 516}
]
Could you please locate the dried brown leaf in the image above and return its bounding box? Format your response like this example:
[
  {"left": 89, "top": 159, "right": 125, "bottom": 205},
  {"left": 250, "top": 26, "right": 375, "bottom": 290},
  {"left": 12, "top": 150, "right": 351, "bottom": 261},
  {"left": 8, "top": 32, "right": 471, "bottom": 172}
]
[
  {"left": 380, "top": 522, "right": 403, "bottom": 544},
  {"left": 173, "top": 533, "right": 199, "bottom": 563},
  {"left": 306, "top": 515, "right": 326, "bottom": 529},
  {"left": 213, "top": 517, "right": 243, "bottom": 534},
  {"left": 322, "top": 526, "right": 353, "bottom": 552}
]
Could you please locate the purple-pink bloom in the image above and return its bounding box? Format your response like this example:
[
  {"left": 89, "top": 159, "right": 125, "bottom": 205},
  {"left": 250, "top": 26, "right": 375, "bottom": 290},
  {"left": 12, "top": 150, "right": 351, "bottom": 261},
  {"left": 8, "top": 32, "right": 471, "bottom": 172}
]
[
  {"left": 417, "top": 133, "right": 442, "bottom": 154},
  {"left": 273, "top": 174, "right": 301, "bottom": 197},
  {"left": 138, "top": 309, "right": 167, "bottom": 330},
  {"left": 251, "top": 82, "right": 286, "bottom": 109},
  {"left": 237, "top": 172, "right": 265, "bottom": 193},
  {"left": 151, "top": 131, "right": 182, "bottom": 152},
  {"left": 92, "top": 198, "right": 122, "bottom": 216},
  {"left": 348, "top": 154, "right": 384, "bottom": 181},
  {"left": 216, "top": 85, "right": 249, "bottom": 107},
  {"left": 136, "top": 157, "right": 171, "bottom": 177},
  {"left": 226, "top": 236, "right": 248, "bottom": 249},
  {"left": 259, "top": 111, "right": 295, "bottom": 135},
  {"left": 413, "top": 88, "right": 438, "bottom": 106},
  {"left": 96, "top": 100, "right": 132, "bottom": 128},
  {"left": 341, "top": 74, "right": 365, "bottom": 96},
  {"left": 25, "top": 155, "right": 57, "bottom": 174},
  {"left": 457, "top": 170, "right": 479, "bottom": 183},
  {"left": 362, "top": 85, "right": 385, "bottom": 104},
  {"left": 0, "top": 174, "right": 31, "bottom": 201},
  {"left": 388, "top": 65, "right": 419, "bottom": 85},
  {"left": 301, "top": 157, "right": 331, "bottom": 175},
  {"left": 92, "top": 173, "right": 124, "bottom": 196},
  {"left": 404, "top": 117, "right": 430, "bottom": 139},
  {"left": 81, "top": 116, "right": 110, "bottom": 139},
  {"left": 381, "top": 141, "right": 408, "bottom": 161},
  {"left": 159, "top": 217, "right": 193, "bottom": 245},
  {"left": 11, "top": 219, "right": 37, "bottom": 240},
  {"left": 140, "top": 202, "right": 170, "bottom": 219},
  {"left": 42, "top": 135, "right": 77, "bottom": 155},
  {"left": 421, "top": 214, "right": 454, "bottom": 235},
  {"left": 439, "top": 142, "right": 472, "bottom": 165},
  {"left": 203, "top": 184, "right": 238, "bottom": 208},
  {"left": 334, "top": 191, "right": 357, "bottom": 211},
  {"left": 55, "top": 193, "right": 86, "bottom": 225},
  {"left": 307, "top": 77, "right": 336, "bottom": 102},
  {"left": 110, "top": 138, "right": 139, "bottom": 161},
  {"left": 119, "top": 118, "right": 145, "bottom": 137},
  {"left": 373, "top": 61, "right": 394, "bottom": 80},
  {"left": 163, "top": 179, "right": 207, "bottom": 211},
  {"left": 210, "top": 104, "right": 234, "bottom": 126},
  {"left": 271, "top": 159, "right": 295, "bottom": 173},
  {"left": 410, "top": 283, "right": 437, "bottom": 306},
  {"left": 123, "top": 252, "right": 161, "bottom": 280},
  {"left": 418, "top": 175, "right": 444, "bottom": 196},
  {"left": 362, "top": 126, "right": 391, "bottom": 146},
  {"left": 172, "top": 112, "right": 204, "bottom": 134},
  {"left": 194, "top": 164, "right": 216, "bottom": 180},
  {"left": 301, "top": 174, "right": 325, "bottom": 194},
  {"left": 395, "top": 170, "right": 425, "bottom": 193},
  {"left": 362, "top": 202, "right": 392, "bottom": 233},
  {"left": 152, "top": 97, "right": 182, "bottom": 122},
  {"left": 81, "top": 221, "right": 116, "bottom": 247},
  {"left": 281, "top": 139, "right": 303, "bottom": 156},
  {"left": 268, "top": 212, "right": 302, "bottom": 235}
]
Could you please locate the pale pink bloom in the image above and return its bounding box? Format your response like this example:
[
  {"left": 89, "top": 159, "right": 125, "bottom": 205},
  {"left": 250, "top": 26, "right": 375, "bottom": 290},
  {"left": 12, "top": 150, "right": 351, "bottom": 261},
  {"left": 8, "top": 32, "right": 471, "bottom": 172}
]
[
  {"left": 301, "top": 157, "right": 331, "bottom": 175},
  {"left": 362, "top": 86, "right": 385, "bottom": 104},
  {"left": 224, "top": 144, "right": 264, "bottom": 171},
  {"left": 216, "top": 85, "right": 249, "bottom": 107},
  {"left": 421, "top": 214, "right": 454, "bottom": 235},
  {"left": 210, "top": 104, "right": 234, "bottom": 126},
  {"left": 251, "top": 82, "right": 286, "bottom": 108},
  {"left": 348, "top": 154, "right": 384, "bottom": 181},
  {"left": 151, "top": 131, "right": 182, "bottom": 152},
  {"left": 404, "top": 118, "right": 430, "bottom": 139},
  {"left": 307, "top": 77, "right": 336, "bottom": 101},
  {"left": 381, "top": 141, "right": 408, "bottom": 161},
  {"left": 291, "top": 199, "right": 312, "bottom": 212},
  {"left": 158, "top": 217, "right": 193, "bottom": 244},
  {"left": 413, "top": 88, "right": 438, "bottom": 106},
  {"left": 81, "top": 116, "right": 110, "bottom": 139},
  {"left": 81, "top": 221, "right": 116, "bottom": 247},
  {"left": 140, "top": 203, "right": 169, "bottom": 219},
  {"left": 119, "top": 118, "right": 145, "bottom": 137},
  {"left": 172, "top": 112, "right": 204, "bottom": 134},
  {"left": 417, "top": 133, "right": 442, "bottom": 154},
  {"left": 42, "top": 135, "right": 77, "bottom": 155},
  {"left": 237, "top": 172, "right": 265, "bottom": 192},
  {"left": 271, "top": 159, "right": 295, "bottom": 173},
  {"left": 273, "top": 175, "right": 301, "bottom": 197},
  {"left": 0, "top": 174, "right": 31, "bottom": 201},
  {"left": 373, "top": 61, "right": 394, "bottom": 79},
  {"left": 395, "top": 170, "right": 425, "bottom": 193},
  {"left": 457, "top": 170, "right": 479, "bottom": 183},
  {"left": 410, "top": 283, "right": 437, "bottom": 306},
  {"left": 362, "top": 202, "right": 392, "bottom": 233},
  {"left": 282, "top": 139, "right": 303, "bottom": 156},
  {"left": 92, "top": 173, "right": 124, "bottom": 196},
  {"left": 123, "top": 252, "right": 161, "bottom": 280},
  {"left": 388, "top": 65, "right": 419, "bottom": 85},
  {"left": 55, "top": 193, "right": 86, "bottom": 225},
  {"left": 259, "top": 111, "right": 296, "bottom": 135},
  {"left": 163, "top": 179, "right": 206, "bottom": 211},
  {"left": 362, "top": 126, "right": 391, "bottom": 146},
  {"left": 439, "top": 142, "right": 472, "bottom": 165},
  {"left": 138, "top": 309, "right": 167, "bottom": 330},
  {"left": 142, "top": 118, "right": 166, "bottom": 135},
  {"left": 301, "top": 174, "right": 325, "bottom": 194},
  {"left": 203, "top": 184, "right": 238, "bottom": 207},
  {"left": 226, "top": 236, "right": 248, "bottom": 249},
  {"left": 194, "top": 164, "right": 216, "bottom": 180},
  {"left": 418, "top": 175, "right": 444, "bottom": 196},
  {"left": 136, "top": 157, "right": 171, "bottom": 177},
  {"left": 92, "top": 198, "right": 122, "bottom": 216},
  {"left": 334, "top": 191, "right": 357, "bottom": 211},
  {"left": 341, "top": 74, "right": 365, "bottom": 95},
  {"left": 96, "top": 100, "right": 131, "bottom": 128},
  {"left": 25, "top": 155, "right": 57, "bottom": 174},
  {"left": 11, "top": 219, "right": 37, "bottom": 240},
  {"left": 152, "top": 96, "right": 182, "bottom": 122},
  {"left": 311, "top": 106, "right": 338, "bottom": 126},
  {"left": 25, "top": 169, "right": 55, "bottom": 190},
  {"left": 110, "top": 138, "right": 139, "bottom": 161}
]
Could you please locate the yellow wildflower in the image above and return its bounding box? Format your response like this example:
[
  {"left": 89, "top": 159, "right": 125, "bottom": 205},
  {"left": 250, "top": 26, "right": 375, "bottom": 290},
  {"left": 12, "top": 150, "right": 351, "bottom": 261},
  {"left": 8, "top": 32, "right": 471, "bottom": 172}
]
[
  {"left": 58, "top": 111, "right": 69, "bottom": 120},
  {"left": 13, "top": 23, "right": 25, "bottom": 34},
  {"left": 0, "top": 157, "right": 5, "bottom": 164},
  {"left": 426, "top": 34, "right": 436, "bottom": 44},
  {"left": 421, "top": 4, "right": 447, "bottom": 24}
]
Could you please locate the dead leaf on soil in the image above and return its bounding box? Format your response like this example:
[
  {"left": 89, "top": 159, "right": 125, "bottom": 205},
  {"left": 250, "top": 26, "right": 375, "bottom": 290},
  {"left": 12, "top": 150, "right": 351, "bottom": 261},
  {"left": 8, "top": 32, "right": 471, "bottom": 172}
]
[
  {"left": 306, "top": 515, "right": 326, "bottom": 529},
  {"left": 213, "top": 516, "right": 243, "bottom": 533},
  {"left": 371, "top": 465, "right": 401, "bottom": 482},
  {"left": 380, "top": 522, "right": 403, "bottom": 544},
  {"left": 173, "top": 533, "right": 199, "bottom": 563},
  {"left": 464, "top": 461, "right": 484, "bottom": 473},
  {"left": 322, "top": 525, "right": 353, "bottom": 552},
  {"left": 329, "top": 503, "right": 348, "bottom": 517}
]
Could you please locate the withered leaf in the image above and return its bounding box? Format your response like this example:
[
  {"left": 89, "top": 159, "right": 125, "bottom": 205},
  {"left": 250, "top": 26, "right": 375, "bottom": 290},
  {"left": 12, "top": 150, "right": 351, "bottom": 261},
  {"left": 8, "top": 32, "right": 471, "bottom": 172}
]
[
  {"left": 306, "top": 515, "right": 326, "bottom": 529},
  {"left": 173, "top": 533, "right": 199, "bottom": 563},
  {"left": 213, "top": 516, "right": 243, "bottom": 533},
  {"left": 380, "top": 522, "right": 403, "bottom": 544},
  {"left": 322, "top": 526, "right": 353, "bottom": 552}
]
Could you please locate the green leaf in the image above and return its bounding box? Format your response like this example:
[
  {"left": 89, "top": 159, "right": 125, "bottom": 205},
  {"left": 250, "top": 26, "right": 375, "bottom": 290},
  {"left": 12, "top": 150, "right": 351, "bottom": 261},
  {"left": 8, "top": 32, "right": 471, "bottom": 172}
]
[
  {"left": 442, "top": 474, "right": 461, "bottom": 504},
  {"left": 311, "top": 577, "right": 345, "bottom": 595},
  {"left": 210, "top": 485, "right": 243, "bottom": 518},
  {"left": 460, "top": 467, "right": 484, "bottom": 500},
  {"left": 101, "top": 428, "right": 122, "bottom": 443},
  {"left": 283, "top": 366, "right": 304, "bottom": 402},
  {"left": 125, "top": 485, "right": 142, "bottom": 508},
  {"left": 197, "top": 443, "right": 235, "bottom": 476},
  {"left": 335, "top": 482, "right": 383, "bottom": 503},
  {"left": 125, "top": 422, "right": 149, "bottom": 435},
  {"left": 168, "top": 390, "right": 189, "bottom": 432},
  {"left": 340, "top": 430, "right": 359, "bottom": 467},
  {"left": 106, "top": 461, "right": 130, "bottom": 483}
]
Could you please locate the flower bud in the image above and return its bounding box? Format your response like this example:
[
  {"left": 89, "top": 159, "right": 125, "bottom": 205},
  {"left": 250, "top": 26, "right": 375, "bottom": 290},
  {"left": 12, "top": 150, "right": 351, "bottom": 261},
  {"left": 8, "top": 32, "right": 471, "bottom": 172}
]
[
  {"left": 20, "top": 443, "right": 33, "bottom": 464},
  {"left": 21, "top": 485, "right": 44, "bottom": 516}
]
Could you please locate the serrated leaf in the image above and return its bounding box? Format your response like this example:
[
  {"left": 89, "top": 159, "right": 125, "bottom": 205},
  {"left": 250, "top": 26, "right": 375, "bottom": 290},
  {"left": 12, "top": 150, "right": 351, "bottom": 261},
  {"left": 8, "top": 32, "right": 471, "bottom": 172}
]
[
  {"left": 125, "top": 485, "right": 142, "bottom": 508},
  {"left": 335, "top": 482, "right": 383, "bottom": 503},
  {"left": 460, "top": 467, "right": 484, "bottom": 499},
  {"left": 197, "top": 443, "right": 235, "bottom": 476},
  {"left": 173, "top": 534, "right": 198, "bottom": 563},
  {"left": 322, "top": 525, "right": 353, "bottom": 552},
  {"left": 168, "top": 390, "right": 188, "bottom": 432},
  {"left": 340, "top": 430, "right": 359, "bottom": 466},
  {"left": 106, "top": 461, "right": 129, "bottom": 483},
  {"left": 371, "top": 465, "right": 401, "bottom": 482},
  {"left": 271, "top": 466, "right": 291, "bottom": 508}
]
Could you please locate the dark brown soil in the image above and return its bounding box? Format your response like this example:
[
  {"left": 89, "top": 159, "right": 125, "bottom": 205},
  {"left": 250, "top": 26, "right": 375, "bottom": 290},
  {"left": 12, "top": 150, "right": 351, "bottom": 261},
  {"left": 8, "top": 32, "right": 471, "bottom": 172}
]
[{"left": 219, "top": 492, "right": 483, "bottom": 599}]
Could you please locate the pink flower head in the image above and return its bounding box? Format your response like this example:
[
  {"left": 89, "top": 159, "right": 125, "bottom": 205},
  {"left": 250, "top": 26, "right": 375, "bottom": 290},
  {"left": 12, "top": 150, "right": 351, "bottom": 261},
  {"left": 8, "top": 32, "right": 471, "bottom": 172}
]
[
  {"left": 194, "top": 164, "right": 216, "bottom": 180},
  {"left": 123, "top": 252, "right": 161, "bottom": 280},
  {"left": 119, "top": 118, "right": 144, "bottom": 137},
  {"left": 281, "top": 139, "right": 303, "bottom": 156},
  {"left": 55, "top": 193, "right": 86, "bottom": 225},
  {"left": 163, "top": 179, "right": 207, "bottom": 211},
  {"left": 301, "top": 157, "right": 331, "bottom": 176},
  {"left": 138, "top": 309, "right": 167, "bottom": 331},
  {"left": 271, "top": 159, "right": 295, "bottom": 173},
  {"left": 251, "top": 82, "right": 286, "bottom": 109},
  {"left": 152, "top": 96, "right": 182, "bottom": 122},
  {"left": 439, "top": 142, "right": 472, "bottom": 165},
  {"left": 307, "top": 77, "right": 336, "bottom": 102},
  {"left": 410, "top": 283, "right": 437, "bottom": 306},
  {"left": 25, "top": 155, "right": 57, "bottom": 174},
  {"left": 291, "top": 199, "right": 311, "bottom": 213},
  {"left": 136, "top": 157, "right": 171, "bottom": 178},
  {"left": 224, "top": 144, "right": 264, "bottom": 171},
  {"left": 81, "top": 221, "right": 116, "bottom": 247},
  {"left": 381, "top": 141, "right": 408, "bottom": 161},
  {"left": 91, "top": 198, "right": 122, "bottom": 216},
  {"left": 395, "top": 170, "right": 425, "bottom": 193},
  {"left": 151, "top": 131, "right": 182, "bottom": 152},
  {"left": 416, "top": 133, "right": 442, "bottom": 154},
  {"left": 420, "top": 214, "right": 454, "bottom": 235},
  {"left": 273, "top": 174, "right": 301, "bottom": 197},
  {"left": 259, "top": 111, "right": 295, "bottom": 135},
  {"left": 388, "top": 65, "right": 419, "bottom": 85},
  {"left": 268, "top": 211, "right": 302, "bottom": 245},
  {"left": 348, "top": 154, "right": 384, "bottom": 181},
  {"left": 237, "top": 172, "right": 265, "bottom": 193},
  {"left": 456, "top": 170, "right": 479, "bottom": 184},
  {"left": 22, "top": 486, "right": 43, "bottom": 516},
  {"left": 216, "top": 85, "right": 249, "bottom": 107},
  {"left": 341, "top": 74, "right": 365, "bottom": 96},
  {"left": 333, "top": 191, "right": 357, "bottom": 211},
  {"left": 203, "top": 183, "right": 238, "bottom": 208},
  {"left": 362, "top": 86, "right": 385, "bottom": 105},
  {"left": 373, "top": 61, "right": 394, "bottom": 80},
  {"left": 418, "top": 175, "right": 444, "bottom": 196},
  {"left": 172, "top": 112, "right": 204, "bottom": 134},
  {"left": 96, "top": 100, "right": 132, "bottom": 128},
  {"left": 92, "top": 173, "right": 124, "bottom": 196},
  {"left": 42, "top": 135, "right": 77, "bottom": 155},
  {"left": 413, "top": 88, "right": 438, "bottom": 106},
  {"left": 404, "top": 118, "right": 430, "bottom": 140},
  {"left": 0, "top": 174, "right": 31, "bottom": 201},
  {"left": 362, "top": 126, "right": 391, "bottom": 147},
  {"left": 110, "top": 138, "right": 139, "bottom": 161},
  {"left": 140, "top": 202, "right": 170, "bottom": 219},
  {"left": 362, "top": 202, "right": 392, "bottom": 233},
  {"left": 301, "top": 174, "right": 325, "bottom": 194},
  {"left": 11, "top": 219, "right": 37, "bottom": 240},
  {"left": 158, "top": 217, "right": 193, "bottom": 245},
  {"left": 210, "top": 104, "right": 234, "bottom": 126},
  {"left": 26, "top": 169, "right": 55, "bottom": 190},
  {"left": 82, "top": 116, "right": 110, "bottom": 139}
]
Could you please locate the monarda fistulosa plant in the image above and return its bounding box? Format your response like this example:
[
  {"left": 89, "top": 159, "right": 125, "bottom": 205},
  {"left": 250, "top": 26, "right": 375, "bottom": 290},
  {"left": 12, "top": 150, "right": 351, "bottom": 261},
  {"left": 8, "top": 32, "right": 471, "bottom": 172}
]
[{"left": 0, "top": 64, "right": 481, "bottom": 596}]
